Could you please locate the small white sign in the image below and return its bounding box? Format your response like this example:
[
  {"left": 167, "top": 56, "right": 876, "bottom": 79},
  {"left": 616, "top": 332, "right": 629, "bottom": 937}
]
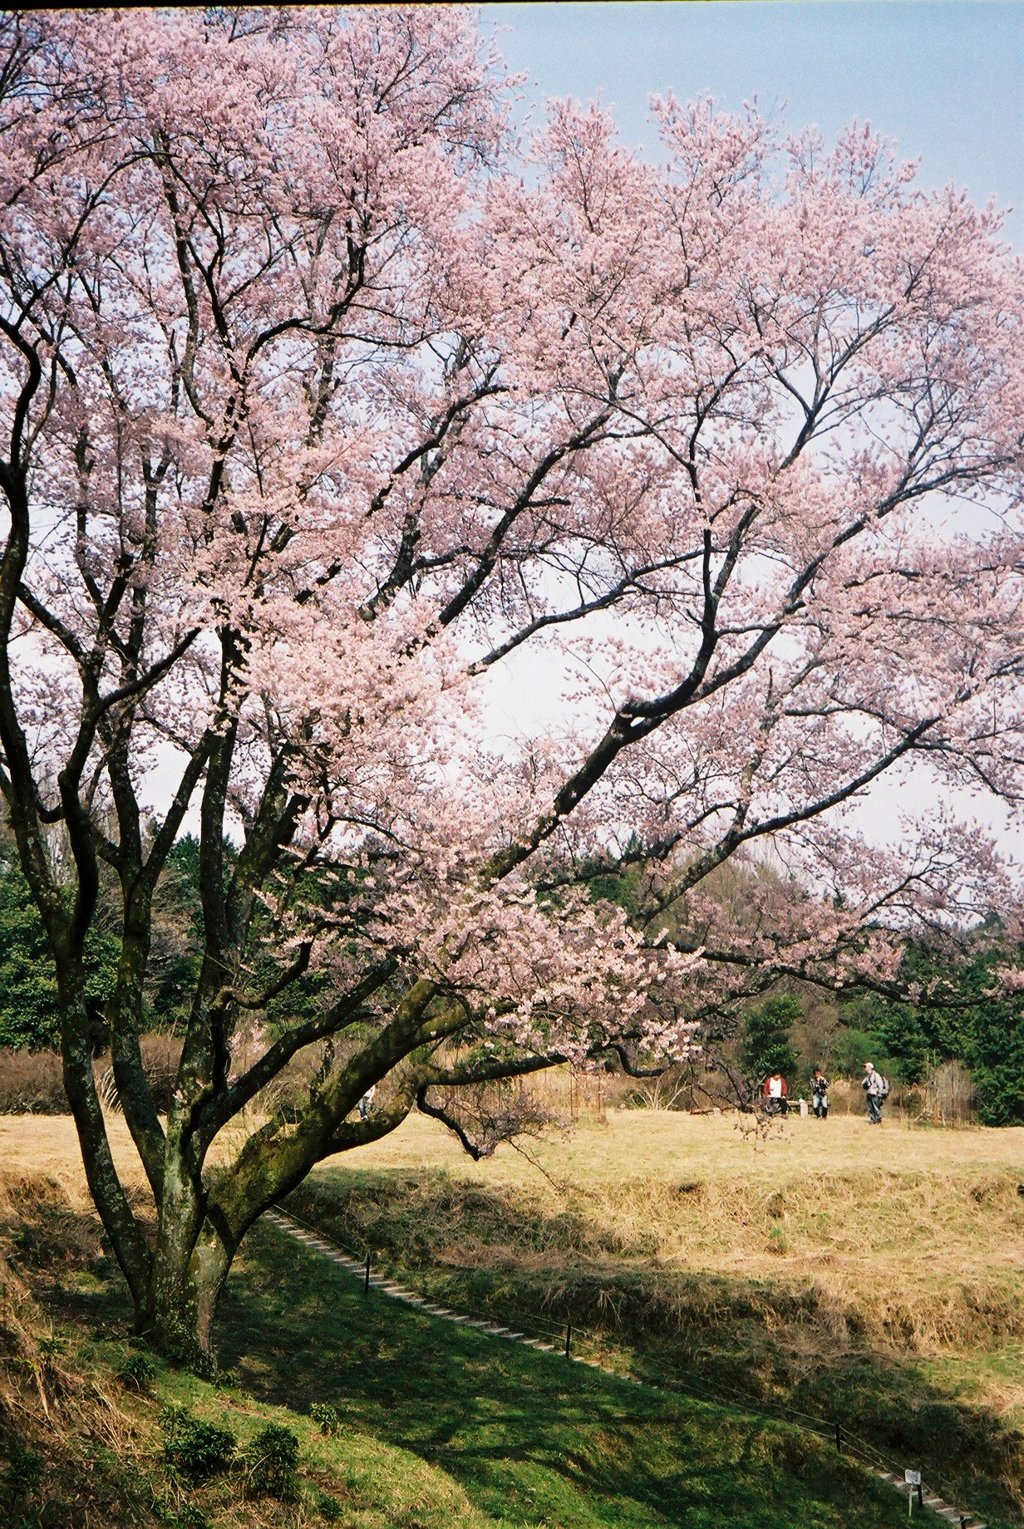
[{"left": 904, "top": 1470, "right": 922, "bottom": 1486}]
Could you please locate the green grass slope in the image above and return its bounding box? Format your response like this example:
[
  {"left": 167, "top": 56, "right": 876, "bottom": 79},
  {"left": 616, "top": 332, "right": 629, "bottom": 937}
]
[
  {"left": 0, "top": 1159, "right": 937, "bottom": 1529},
  {"left": 220, "top": 1218, "right": 929, "bottom": 1528},
  {"left": 0, "top": 1173, "right": 496, "bottom": 1528},
  {"left": 283, "top": 1111, "right": 1024, "bottom": 1529}
]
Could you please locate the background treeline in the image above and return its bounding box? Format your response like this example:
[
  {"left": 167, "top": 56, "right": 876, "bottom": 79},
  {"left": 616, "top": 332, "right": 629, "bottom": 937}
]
[
  {"left": 0, "top": 821, "right": 201, "bottom": 1052},
  {"left": 730, "top": 951, "right": 1022, "bottom": 1126},
  {"left": 590, "top": 851, "right": 1024, "bottom": 1127},
  {"left": 0, "top": 819, "right": 1020, "bottom": 1125}
]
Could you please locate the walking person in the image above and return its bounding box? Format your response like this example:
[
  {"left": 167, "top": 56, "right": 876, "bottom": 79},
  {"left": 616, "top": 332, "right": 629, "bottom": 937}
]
[
  {"left": 358, "top": 1084, "right": 376, "bottom": 1120},
  {"left": 811, "top": 1068, "right": 829, "bottom": 1119},
  {"left": 861, "top": 1061, "right": 888, "bottom": 1124}
]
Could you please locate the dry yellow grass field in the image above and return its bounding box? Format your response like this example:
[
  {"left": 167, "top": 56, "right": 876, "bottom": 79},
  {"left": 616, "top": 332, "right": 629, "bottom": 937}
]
[
  {"left": 323, "top": 1102, "right": 1024, "bottom": 1183},
  {"left": 316, "top": 1108, "right": 1024, "bottom": 1332},
  {"left": 9, "top": 1104, "right": 1024, "bottom": 1273},
  {"left": 7, "top": 1106, "right": 1024, "bottom": 1364},
  {"left": 0, "top": 1112, "right": 146, "bottom": 1205}
]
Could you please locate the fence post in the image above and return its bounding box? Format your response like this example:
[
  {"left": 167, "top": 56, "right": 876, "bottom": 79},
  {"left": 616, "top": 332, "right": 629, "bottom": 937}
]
[
  {"left": 564, "top": 1322, "right": 572, "bottom": 1359},
  {"left": 364, "top": 1254, "right": 371, "bottom": 1297}
]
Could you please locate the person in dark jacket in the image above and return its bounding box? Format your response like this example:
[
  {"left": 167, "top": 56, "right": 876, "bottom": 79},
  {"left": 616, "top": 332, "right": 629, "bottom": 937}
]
[{"left": 811, "top": 1068, "right": 829, "bottom": 1119}]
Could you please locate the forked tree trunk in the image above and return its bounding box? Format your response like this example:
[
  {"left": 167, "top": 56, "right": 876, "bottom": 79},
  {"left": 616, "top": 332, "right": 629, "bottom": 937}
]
[
  {"left": 60, "top": 990, "right": 238, "bottom": 1371},
  {"left": 143, "top": 1215, "right": 235, "bottom": 1373},
  {"left": 133, "top": 1110, "right": 251, "bottom": 1370}
]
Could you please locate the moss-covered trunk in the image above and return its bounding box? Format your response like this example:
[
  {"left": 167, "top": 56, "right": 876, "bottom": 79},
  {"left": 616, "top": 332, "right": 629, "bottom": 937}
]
[
  {"left": 143, "top": 1218, "right": 234, "bottom": 1373},
  {"left": 136, "top": 1117, "right": 237, "bottom": 1371}
]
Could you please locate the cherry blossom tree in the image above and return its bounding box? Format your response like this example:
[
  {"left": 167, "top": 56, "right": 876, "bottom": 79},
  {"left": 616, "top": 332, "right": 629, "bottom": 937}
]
[{"left": 1, "top": 6, "right": 1022, "bottom": 1366}]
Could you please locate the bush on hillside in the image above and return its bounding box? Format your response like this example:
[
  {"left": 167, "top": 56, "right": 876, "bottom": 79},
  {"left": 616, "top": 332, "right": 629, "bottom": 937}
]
[
  {"left": 160, "top": 1406, "right": 236, "bottom": 1482},
  {"left": 242, "top": 1423, "right": 300, "bottom": 1499}
]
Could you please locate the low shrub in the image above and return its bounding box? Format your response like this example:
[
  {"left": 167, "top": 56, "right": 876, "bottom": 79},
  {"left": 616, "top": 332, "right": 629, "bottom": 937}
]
[
  {"left": 117, "top": 1350, "right": 157, "bottom": 1391},
  {"left": 241, "top": 1422, "right": 299, "bottom": 1499},
  {"left": 154, "top": 1500, "right": 210, "bottom": 1529},
  {"left": 159, "top": 1405, "right": 236, "bottom": 1482},
  {"left": 309, "top": 1400, "right": 340, "bottom": 1436},
  {"left": 0, "top": 1440, "right": 42, "bottom": 1514}
]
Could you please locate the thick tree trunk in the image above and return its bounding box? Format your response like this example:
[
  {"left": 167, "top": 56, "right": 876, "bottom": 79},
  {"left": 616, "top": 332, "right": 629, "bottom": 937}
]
[
  {"left": 138, "top": 1125, "right": 238, "bottom": 1371},
  {"left": 62, "top": 994, "right": 238, "bottom": 1370},
  {"left": 142, "top": 1218, "right": 234, "bottom": 1373}
]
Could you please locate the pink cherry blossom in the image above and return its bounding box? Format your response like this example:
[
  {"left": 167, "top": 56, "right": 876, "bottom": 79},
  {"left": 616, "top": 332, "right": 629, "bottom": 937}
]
[{"left": 0, "top": 7, "right": 1021, "bottom": 1362}]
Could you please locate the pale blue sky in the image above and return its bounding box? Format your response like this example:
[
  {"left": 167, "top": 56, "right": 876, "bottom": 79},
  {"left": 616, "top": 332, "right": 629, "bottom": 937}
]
[{"left": 483, "top": 2, "right": 1024, "bottom": 247}]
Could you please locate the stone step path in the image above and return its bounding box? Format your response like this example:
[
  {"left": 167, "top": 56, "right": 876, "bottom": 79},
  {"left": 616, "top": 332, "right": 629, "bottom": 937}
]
[
  {"left": 874, "top": 1471, "right": 985, "bottom": 1527},
  {"left": 264, "top": 1209, "right": 555, "bottom": 1348},
  {"left": 265, "top": 1208, "right": 985, "bottom": 1526}
]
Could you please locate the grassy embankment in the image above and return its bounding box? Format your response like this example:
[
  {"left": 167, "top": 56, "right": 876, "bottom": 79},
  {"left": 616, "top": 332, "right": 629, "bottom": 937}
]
[
  {"left": 0, "top": 1167, "right": 496, "bottom": 1529},
  {"left": 285, "top": 1106, "right": 1024, "bottom": 1529},
  {"left": 0, "top": 1113, "right": 949, "bottom": 1528}
]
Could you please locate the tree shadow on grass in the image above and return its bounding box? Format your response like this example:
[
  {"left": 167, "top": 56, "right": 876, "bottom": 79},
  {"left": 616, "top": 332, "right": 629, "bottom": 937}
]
[
  {"left": 282, "top": 1168, "right": 1024, "bottom": 1529},
  {"left": 28, "top": 1196, "right": 1012, "bottom": 1527},
  {"left": 570, "top": 1277, "right": 1024, "bottom": 1529},
  {"left": 214, "top": 1221, "right": 912, "bottom": 1529}
]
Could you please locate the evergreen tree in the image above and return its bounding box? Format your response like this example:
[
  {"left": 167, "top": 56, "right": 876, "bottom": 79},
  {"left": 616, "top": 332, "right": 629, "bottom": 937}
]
[{"left": 739, "top": 995, "right": 800, "bottom": 1081}]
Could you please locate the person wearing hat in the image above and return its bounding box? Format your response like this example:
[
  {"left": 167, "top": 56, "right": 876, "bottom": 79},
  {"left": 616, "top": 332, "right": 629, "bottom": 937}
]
[{"left": 861, "top": 1061, "right": 888, "bottom": 1124}]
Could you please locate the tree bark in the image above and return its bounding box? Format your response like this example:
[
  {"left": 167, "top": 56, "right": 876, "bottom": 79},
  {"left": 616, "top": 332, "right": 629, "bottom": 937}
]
[{"left": 144, "top": 1205, "right": 234, "bottom": 1373}]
